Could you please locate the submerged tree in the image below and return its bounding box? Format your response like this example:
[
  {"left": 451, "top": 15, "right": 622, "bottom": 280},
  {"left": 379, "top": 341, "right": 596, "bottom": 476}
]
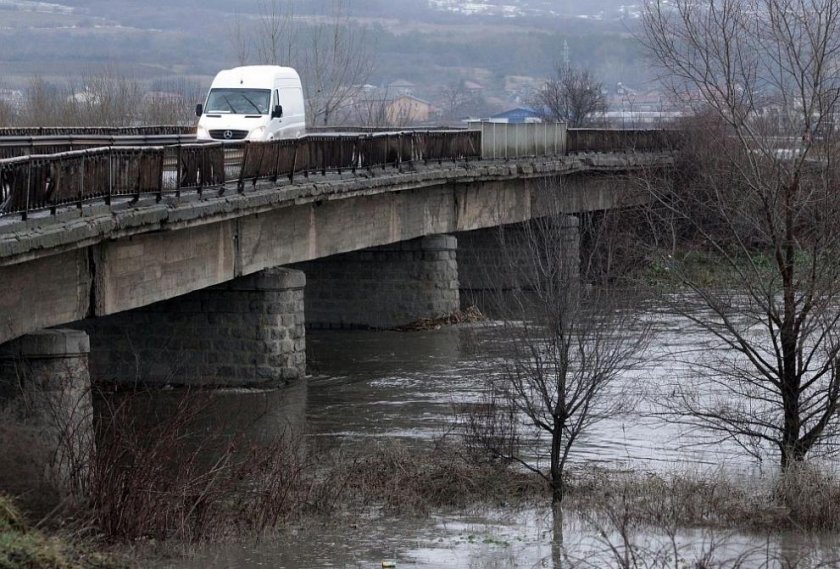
[
  {"left": 642, "top": 0, "right": 840, "bottom": 467},
  {"left": 463, "top": 204, "right": 651, "bottom": 504}
]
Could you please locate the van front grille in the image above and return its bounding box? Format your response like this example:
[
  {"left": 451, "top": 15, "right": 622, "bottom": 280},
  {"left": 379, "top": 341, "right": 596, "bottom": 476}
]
[{"left": 209, "top": 129, "right": 249, "bottom": 140}]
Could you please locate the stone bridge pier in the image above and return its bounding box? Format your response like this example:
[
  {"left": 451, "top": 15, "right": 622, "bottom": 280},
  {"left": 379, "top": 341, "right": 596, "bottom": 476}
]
[
  {"left": 295, "top": 234, "right": 460, "bottom": 329},
  {"left": 0, "top": 329, "right": 93, "bottom": 502},
  {"left": 457, "top": 216, "right": 580, "bottom": 309},
  {"left": 75, "top": 268, "right": 306, "bottom": 388}
]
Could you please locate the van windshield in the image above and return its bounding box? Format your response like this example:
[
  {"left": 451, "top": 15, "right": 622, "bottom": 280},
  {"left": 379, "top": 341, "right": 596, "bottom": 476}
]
[{"left": 206, "top": 89, "right": 271, "bottom": 115}]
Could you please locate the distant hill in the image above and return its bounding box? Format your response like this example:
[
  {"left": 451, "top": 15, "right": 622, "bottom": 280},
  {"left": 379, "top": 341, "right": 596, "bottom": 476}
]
[{"left": 0, "top": 0, "right": 652, "bottom": 115}]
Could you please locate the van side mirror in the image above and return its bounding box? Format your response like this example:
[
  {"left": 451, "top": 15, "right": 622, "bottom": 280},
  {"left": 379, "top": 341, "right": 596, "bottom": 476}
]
[
  {"left": 272, "top": 105, "right": 283, "bottom": 119},
  {"left": 195, "top": 104, "right": 203, "bottom": 117}
]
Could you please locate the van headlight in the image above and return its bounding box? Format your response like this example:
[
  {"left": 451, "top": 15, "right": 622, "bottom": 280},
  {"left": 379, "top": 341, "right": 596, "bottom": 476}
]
[
  {"left": 248, "top": 127, "right": 266, "bottom": 141},
  {"left": 196, "top": 125, "right": 209, "bottom": 139}
]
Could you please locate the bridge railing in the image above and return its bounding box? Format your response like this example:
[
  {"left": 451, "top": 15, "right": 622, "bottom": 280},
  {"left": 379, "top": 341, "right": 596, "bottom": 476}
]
[
  {"left": 0, "top": 126, "right": 195, "bottom": 137},
  {"left": 0, "top": 128, "right": 675, "bottom": 220},
  {"left": 0, "top": 146, "right": 167, "bottom": 216},
  {"left": 0, "top": 130, "right": 481, "bottom": 219},
  {"left": 235, "top": 130, "right": 481, "bottom": 189},
  {"left": 566, "top": 128, "right": 678, "bottom": 153},
  {"left": 0, "top": 133, "right": 197, "bottom": 160}
]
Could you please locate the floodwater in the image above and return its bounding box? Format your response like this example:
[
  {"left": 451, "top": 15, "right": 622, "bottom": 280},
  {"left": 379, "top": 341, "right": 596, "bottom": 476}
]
[{"left": 145, "top": 310, "right": 839, "bottom": 568}]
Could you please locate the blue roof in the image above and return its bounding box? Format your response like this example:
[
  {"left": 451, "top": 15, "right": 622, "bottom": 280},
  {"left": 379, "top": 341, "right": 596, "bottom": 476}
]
[{"left": 489, "top": 107, "right": 542, "bottom": 123}]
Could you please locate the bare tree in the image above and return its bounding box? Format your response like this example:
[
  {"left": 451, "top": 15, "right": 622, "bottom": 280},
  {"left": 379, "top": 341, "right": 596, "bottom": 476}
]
[
  {"left": 244, "top": 0, "right": 375, "bottom": 127},
  {"left": 297, "top": 0, "right": 374, "bottom": 126},
  {"left": 0, "top": 100, "right": 14, "bottom": 127},
  {"left": 438, "top": 80, "right": 472, "bottom": 121},
  {"left": 74, "top": 70, "right": 144, "bottom": 126},
  {"left": 532, "top": 64, "right": 608, "bottom": 127},
  {"left": 253, "top": 0, "right": 296, "bottom": 67},
  {"left": 18, "top": 77, "right": 71, "bottom": 126},
  {"left": 465, "top": 206, "right": 651, "bottom": 505},
  {"left": 14, "top": 71, "right": 200, "bottom": 128},
  {"left": 142, "top": 77, "right": 206, "bottom": 125},
  {"left": 228, "top": 12, "right": 253, "bottom": 66},
  {"left": 351, "top": 88, "right": 416, "bottom": 128},
  {"left": 642, "top": 0, "right": 840, "bottom": 468}
]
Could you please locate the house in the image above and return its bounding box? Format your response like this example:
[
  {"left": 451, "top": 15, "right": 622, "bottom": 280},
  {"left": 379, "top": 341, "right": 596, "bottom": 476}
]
[
  {"left": 387, "top": 94, "right": 434, "bottom": 125},
  {"left": 463, "top": 80, "right": 484, "bottom": 94}
]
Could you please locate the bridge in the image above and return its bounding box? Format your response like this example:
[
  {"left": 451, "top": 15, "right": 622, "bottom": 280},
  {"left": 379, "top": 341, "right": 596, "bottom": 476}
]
[{"left": 0, "top": 124, "right": 673, "bottom": 475}]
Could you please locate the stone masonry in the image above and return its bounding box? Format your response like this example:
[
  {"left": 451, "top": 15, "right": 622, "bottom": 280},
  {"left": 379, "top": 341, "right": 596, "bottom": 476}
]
[
  {"left": 0, "top": 329, "right": 93, "bottom": 499},
  {"left": 75, "top": 268, "right": 306, "bottom": 388},
  {"left": 457, "top": 216, "right": 580, "bottom": 308},
  {"left": 296, "top": 235, "right": 460, "bottom": 329}
]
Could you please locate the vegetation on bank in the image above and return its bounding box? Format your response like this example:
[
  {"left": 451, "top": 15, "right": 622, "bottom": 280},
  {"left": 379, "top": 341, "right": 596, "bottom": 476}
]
[
  {"left": 0, "top": 496, "right": 124, "bottom": 569},
  {"left": 567, "top": 463, "right": 840, "bottom": 534},
  {"left": 4, "top": 396, "right": 840, "bottom": 566},
  {"left": 637, "top": 247, "right": 792, "bottom": 289}
]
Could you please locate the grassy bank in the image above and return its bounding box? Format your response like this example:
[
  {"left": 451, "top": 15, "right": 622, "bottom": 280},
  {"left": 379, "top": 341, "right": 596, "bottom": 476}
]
[
  {"left": 567, "top": 463, "right": 840, "bottom": 533},
  {"left": 5, "top": 386, "right": 840, "bottom": 566},
  {"left": 640, "top": 248, "right": 788, "bottom": 288},
  {"left": 0, "top": 497, "right": 125, "bottom": 569},
  {"left": 5, "top": 433, "right": 840, "bottom": 566}
]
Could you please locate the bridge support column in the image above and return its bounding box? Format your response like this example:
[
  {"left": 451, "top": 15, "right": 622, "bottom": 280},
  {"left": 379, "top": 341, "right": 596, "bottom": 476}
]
[
  {"left": 457, "top": 216, "right": 580, "bottom": 308},
  {"left": 298, "top": 235, "right": 460, "bottom": 329},
  {"left": 0, "top": 329, "right": 93, "bottom": 501},
  {"left": 80, "top": 268, "right": 306, "bottom": 388}
]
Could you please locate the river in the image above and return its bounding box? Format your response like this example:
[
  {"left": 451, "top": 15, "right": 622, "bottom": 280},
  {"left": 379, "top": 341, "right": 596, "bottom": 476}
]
[{"left": 142, "top": 313, "right": 838, "bottom": 568}]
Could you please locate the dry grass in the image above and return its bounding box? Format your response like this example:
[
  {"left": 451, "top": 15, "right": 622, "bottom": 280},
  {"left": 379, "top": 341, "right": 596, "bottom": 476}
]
[
  {"left": 5, "top": 385, "right": 840, "bottom": 549},
  {"left": 0, "top": 388, "right": 539, "bottom": 543},
  {"left": 0, "top": 413, "right": 62, "bottom": 519},
  {"left": 339, "top": 440, "right": 543, "bottom": 515},
  {"left": 567, "top": 465, "right": 840, "bottom": 533},
  {"left": 0, "top": 495, "right": 126, "bottom": 569},
  {"left": 80, "top": 393, "right": 324, "bottom": 542}
]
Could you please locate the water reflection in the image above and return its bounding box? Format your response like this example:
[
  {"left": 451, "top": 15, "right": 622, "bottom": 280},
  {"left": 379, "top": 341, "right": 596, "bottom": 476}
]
[
  {"left": 155, "top": 505, "right": 840, "bottom": 569},
  {"left": 95, "top": 379, "right": 308, "bottom": 445},
  {"left": 305, "top": 323, "right": 748, "bottom": 473}
]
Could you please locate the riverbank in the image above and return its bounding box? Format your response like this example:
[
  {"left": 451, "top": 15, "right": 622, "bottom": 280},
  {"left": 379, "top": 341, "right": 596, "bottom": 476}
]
[
  {"left": 640, "top": 247, "right": 788, "bottom": 288},
  {"left": 5, "top": 319, "right": 840, "bottom": 567},
  {"left": 5, "top": 433, "right": 840, "bottom": 567},
  {"left": 0, "top": 497, "right": 127, "bottom": 569}
]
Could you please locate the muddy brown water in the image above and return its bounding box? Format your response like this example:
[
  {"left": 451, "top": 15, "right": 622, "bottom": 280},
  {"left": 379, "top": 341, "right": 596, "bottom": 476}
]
[{"left": 125, "top": 316, "right": 838, "bottom": 568}]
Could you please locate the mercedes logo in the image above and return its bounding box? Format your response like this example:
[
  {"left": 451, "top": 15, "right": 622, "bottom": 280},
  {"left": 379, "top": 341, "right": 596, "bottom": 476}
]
[{"left": 223, "top": 130, "right": 233, "bottom": 140}]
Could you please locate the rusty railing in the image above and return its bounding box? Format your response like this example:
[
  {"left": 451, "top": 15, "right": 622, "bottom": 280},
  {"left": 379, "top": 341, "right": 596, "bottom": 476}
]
[
  {"left": 0, "top": 128, "right": 675, "bottom": 220},
  {"left": 566, "top": 129, "right": 678, "bottom": 154},
  {"left": 0, "top": 130, "right": 482, "bottom": 219}
]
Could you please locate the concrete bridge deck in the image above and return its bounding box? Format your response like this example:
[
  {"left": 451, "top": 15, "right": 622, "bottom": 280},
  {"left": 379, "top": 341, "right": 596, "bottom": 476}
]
[{"left": 0, "top": 151, "right": 670, "bottom": 347}]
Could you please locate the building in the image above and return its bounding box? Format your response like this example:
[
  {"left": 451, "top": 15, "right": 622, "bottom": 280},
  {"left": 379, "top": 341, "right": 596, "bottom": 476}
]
[{"left": 387, "top": 94, "right": 434, "bottom": 125}]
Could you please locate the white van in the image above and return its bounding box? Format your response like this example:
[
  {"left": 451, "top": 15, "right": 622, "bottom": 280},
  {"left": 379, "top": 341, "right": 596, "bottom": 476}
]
[{"left": 195, "top": 65, "right": 306, "bottom": 142}]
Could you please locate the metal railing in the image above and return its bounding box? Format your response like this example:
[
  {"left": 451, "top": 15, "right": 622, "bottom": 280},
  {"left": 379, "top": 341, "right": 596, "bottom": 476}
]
[
  {"left": 0, "top": 126, "right": 195, "bottom": 137},
  {"left": 0, "top": 127, "right": 677, "bottom": 221},
  {"left": 0, "top": 130, "right": 481, "bottom": 220},
  {"left": 0, "top": 133, "right": 198, "bottom": 160},
  {"left": 566, "top": 128, "right": 678, "bottom": 154},
  {"left": 0, "top": 147, "right": 167, "bottom": 215}
]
